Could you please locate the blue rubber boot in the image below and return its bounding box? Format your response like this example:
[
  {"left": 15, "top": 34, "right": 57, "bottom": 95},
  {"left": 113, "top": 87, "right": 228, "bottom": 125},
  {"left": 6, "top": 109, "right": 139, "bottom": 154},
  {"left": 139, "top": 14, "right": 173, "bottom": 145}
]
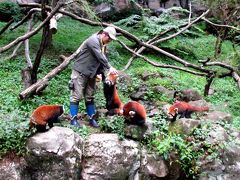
[
  {"left": 86, "top": 103, "right": 99, "bottom": 128},
  {"left": 70, "top": 102, "right": 81, "bottom": 128}
]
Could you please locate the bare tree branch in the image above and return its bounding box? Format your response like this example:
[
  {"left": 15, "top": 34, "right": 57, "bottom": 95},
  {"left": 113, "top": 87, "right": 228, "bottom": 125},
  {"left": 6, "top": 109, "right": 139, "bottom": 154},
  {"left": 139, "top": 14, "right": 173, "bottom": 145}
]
[
  {"left": 123, "top": 21, "right": 193, "bottom": 71},
  {"left": 188, "top": 0, "right": 192, "bottom": 24},
  {"left": 202, "top": 17, "right": 240, "bottom": 32},
  {"left": 156, "top": 9, "right": 209, "bottom": 43},
  {"left": 24, "top": 14, "right": 34, "bottom": 68},
  {"left": 232, "top": 71, "right": 240, "bottom": 88},
  {"left": 204, "top": 61, "right": 235, "bottom": 71},
  {"left": 2, "top": 42, "right": 23, "bottom": 61},
  {"left": 0, "top": 19, "right": 14, "bottom": 35},
  {"left": 10, "top": 8, "right": 41, "bottom": 31},
  {"left": 0, "top": 3, "right": 64, "bottom": 54},
  {"left": 118, "top": 40, "right": 208, "bottom": 76}
]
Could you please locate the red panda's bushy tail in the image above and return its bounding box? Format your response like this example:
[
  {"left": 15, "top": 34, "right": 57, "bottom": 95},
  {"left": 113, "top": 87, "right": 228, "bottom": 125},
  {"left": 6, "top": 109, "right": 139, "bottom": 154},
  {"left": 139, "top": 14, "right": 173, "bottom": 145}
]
[{"left": 191, "top": 106, "right": 209, "bottom": 112}]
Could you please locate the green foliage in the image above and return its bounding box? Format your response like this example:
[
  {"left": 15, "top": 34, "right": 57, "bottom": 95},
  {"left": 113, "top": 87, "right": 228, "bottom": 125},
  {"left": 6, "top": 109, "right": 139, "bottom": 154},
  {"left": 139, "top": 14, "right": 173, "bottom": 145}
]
[
  {"left": 0, "top": 2, "right": 23, "bottom": 22},
  {"left": 92, "top": 0, "right": 113, "bottom": 4},
  {"left": 141, "top": 7, "right": 189, "bottom": 37},
  {"left": 60, "top": 123, "right": 89, "bottom": 139},
  {"left": 115, "top": 14, "right": 142, "bottom": 27},
  {"left": 98, "top": 116, "right": 125, "bottom": 139},
  {"left": 149, "top": 130, "right": 201, "bottom": 178},
  {"left": 0, "top": 118, "right": 31, "bottom": 158},
  {"left": 0, "top": 14, "right": 239, "bottom": 179}
]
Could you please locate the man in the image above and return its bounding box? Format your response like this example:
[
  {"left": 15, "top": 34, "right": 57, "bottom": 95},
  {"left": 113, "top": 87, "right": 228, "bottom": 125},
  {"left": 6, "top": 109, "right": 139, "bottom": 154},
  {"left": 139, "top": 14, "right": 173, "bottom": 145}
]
[{"left": 69, "top": 26, "right": 118, "bottom": 128}]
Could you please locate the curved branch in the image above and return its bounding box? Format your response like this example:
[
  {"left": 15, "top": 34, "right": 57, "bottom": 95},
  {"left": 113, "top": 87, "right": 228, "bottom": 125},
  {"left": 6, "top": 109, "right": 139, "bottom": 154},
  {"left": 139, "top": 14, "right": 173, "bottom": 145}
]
[
  {"left": 0, "top": 19, "right": 14, "bottom": 35},
  {"left": 204, "top": 61, "right": 236, "bottom": 71},
  {"left": 0, "top": 3, "right": 63, "bottom": 54},
  {"left": 232, "top": 72, "right": 240, "bottom": 88},
  {"left": 118, "top": 40, "right": 208, "bottom": 76},
  {"left": 10, "top": 8, "right": 41, "bottom": 31},
  {"left": 156, "top": 9, "right": 209, "bottom": 43},
  {"left": 202, "top": 17, "right": 240, "bottom": 32},
  {"left": 123, "top": 21, "right": 193, "bottom": 71}
]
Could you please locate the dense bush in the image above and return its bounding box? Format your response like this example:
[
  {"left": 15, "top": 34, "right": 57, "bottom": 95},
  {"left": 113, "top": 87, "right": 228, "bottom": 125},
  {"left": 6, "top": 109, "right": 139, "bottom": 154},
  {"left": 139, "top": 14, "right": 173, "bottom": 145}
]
[
  {"left": 0, "top": 118, "right": 31, "bottom": 158},
  {"left": 0, "top": 2, "right": 23, "bottom": 22}
]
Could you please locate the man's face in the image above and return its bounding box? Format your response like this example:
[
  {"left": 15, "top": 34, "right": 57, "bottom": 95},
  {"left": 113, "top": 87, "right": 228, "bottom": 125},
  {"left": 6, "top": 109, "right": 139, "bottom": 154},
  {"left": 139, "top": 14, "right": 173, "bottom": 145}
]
[{"left": 102, "top": 33, "right": 112, "bottom": 45}]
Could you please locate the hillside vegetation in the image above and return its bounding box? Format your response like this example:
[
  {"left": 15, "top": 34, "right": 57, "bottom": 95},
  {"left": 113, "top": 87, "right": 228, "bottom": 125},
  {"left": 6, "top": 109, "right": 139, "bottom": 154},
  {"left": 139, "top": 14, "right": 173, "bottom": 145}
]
[{"left": 0, "top": 13, "right": 240, "bottom": 178}]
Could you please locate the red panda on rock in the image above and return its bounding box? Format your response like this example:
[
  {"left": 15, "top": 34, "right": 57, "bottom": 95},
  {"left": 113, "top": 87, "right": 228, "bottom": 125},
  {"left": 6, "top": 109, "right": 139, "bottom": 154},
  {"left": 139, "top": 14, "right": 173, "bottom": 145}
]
[
  {"left": 103, "top": 72, "right": 124, "bottom": 115},
  {"left": 168, "top": 101, "right": 209, "bottom": 121},
  {"left": 121, "top": 101, "right": 146, "bottom": 126},
  {"left": 29, "top": 105, "right": 64, "bottom": 132}
]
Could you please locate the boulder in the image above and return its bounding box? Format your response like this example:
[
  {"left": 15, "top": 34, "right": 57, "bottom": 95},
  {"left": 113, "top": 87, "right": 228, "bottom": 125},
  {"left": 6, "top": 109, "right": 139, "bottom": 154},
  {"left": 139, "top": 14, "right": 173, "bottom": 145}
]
[
  {"left": 202, "top": 111, "right": 232, "bottom": 123},
  {"left": 0, "top": 157, "right": 27, "bottom": 180},
  {"left": 169, "top": 118, "right": 201, "bottom": 135},
  {"left": 81, "top": 133, "right": 140, "bottom": 180},
  {"left": 139, "top": 147, "right": 169, "bottom": 178},
  {"left": 23, "top": 127, "right": 83, "bottom": 179}
]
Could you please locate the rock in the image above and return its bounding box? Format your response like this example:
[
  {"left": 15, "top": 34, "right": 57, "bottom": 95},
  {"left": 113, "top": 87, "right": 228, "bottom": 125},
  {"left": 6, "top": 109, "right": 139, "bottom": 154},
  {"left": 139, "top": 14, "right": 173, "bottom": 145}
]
[
  {"left": 0, "top": 156, "right": 27, "bottom": 180},
  {"left": 81, "top": 133, "right": 140, "bottom": 180},
  {"left": 24, "top": 127, "right": 83, "bottom": 179},
  {"left": 202, "top": 111, "right": 232, "bottom": 123},
  {"left": 175, "top": 89, "right": 202, "bottom": 102},
  {"left": 130, "top": 86, "right": 148, "bottom": 101},
  {"left": 153, "top": 85, "right": 175, "bottom": 99},
  {"left": 140, "top": 147, "right": 169, "bottom": 178},
  {"left": 205, "top": 125, "right": 229, "bottom": 145},
  {"left": 169, "top": 118, "right": 201, "bottom": 135},
  {"left": 124, "top": 124, "right": 148, "bottom": 140}
]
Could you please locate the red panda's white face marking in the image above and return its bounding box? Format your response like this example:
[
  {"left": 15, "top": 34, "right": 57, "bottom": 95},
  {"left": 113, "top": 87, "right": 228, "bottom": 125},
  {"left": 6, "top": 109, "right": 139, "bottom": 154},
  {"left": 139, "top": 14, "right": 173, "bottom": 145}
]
[
  {"left": 119, "top": 109, "right": 123, "bottom": 115},
  {"left": 129, "top": 111, "right": 136, "bottom": 118},
  {"left": 105, "top": 72, "right": 118, "bottom": 86},
  {"left": 167, "top": 107, "right": 178, "bottom": 119}
]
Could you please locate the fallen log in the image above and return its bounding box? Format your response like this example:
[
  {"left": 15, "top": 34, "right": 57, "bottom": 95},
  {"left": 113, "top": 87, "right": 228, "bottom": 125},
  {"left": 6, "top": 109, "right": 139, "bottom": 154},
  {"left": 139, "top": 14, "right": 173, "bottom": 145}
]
[{"left": 19, "top": 40, "right": 86, "bottom": 99}]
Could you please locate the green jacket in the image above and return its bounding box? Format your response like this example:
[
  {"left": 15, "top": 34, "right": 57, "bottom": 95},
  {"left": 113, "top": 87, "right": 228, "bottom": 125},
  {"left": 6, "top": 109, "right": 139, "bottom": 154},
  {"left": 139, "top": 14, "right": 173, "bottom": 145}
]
[{"left": 73, "top": 34, "right": 111, "bottom": 78}]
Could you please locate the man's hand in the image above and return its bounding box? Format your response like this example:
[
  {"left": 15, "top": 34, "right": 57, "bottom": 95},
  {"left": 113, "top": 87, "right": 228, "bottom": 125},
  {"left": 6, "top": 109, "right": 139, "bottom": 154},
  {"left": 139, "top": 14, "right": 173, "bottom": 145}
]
[{"left": 109, "top": 67, "right": 118, "bottom": 74}]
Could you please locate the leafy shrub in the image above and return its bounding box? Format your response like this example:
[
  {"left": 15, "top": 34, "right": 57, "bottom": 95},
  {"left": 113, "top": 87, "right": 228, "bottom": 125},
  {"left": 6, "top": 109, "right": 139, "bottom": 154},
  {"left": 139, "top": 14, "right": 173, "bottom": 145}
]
[
  {"left": 60, "top": 123, "right": 89, "bottom": 139},
  {"left": 141, "top": 7, "right": 189, "bottom": 36},
  {"left": 115, "top": 14, "right": 142, "bottom": 27},
  {"left": 99, "top": 116, "right": 125, "bottom": 139},
  {"left": 0, "top": 119, "right": 31, "bottom": 158},
  {"left": 0, "top": 2, "right": 23, "bottom": 22}
]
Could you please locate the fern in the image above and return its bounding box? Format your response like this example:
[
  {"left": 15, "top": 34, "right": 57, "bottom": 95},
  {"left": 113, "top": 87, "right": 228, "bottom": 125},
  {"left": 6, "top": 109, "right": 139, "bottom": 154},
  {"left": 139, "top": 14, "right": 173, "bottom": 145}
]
[
  {"left": 115, "top": 14, "right": 142, "bottom": 27},
  {"left": 142, "top": 7, "right": 189, "bottom": 36}
]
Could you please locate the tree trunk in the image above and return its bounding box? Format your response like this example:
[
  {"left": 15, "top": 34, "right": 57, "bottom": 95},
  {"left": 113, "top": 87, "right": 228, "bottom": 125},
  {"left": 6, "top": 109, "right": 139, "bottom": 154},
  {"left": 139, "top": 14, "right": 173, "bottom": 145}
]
[
  {"left": 31, "top": 0, "right": 49, "bottom": 85},
  {"left": 204, "top": 75, "right": 214, "bottom": 96},
  {"left": 214, "top": 28, "right": 228, "bottom": 58},
  {"left": 45, "top": 0, "right": 58, "bottom": 47},
  {"left": 21, "top": 68, "right": 33, "bottom": 90}
]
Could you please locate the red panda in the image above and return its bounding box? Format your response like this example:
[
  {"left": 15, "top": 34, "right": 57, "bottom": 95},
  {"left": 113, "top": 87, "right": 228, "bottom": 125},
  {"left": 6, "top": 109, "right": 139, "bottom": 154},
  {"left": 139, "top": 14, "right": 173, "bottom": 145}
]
[
  {"left": 121, "top": 101, "right": 146, "bottom": 126},
  {"left": 167, "top": 101, "right": 209, "bottom": 121},
  {"left": 29, "top": 105, "right": 64, "bottom": 132},
  {"left": 103, "top": 72, "right": 123, "bottom": 115}
]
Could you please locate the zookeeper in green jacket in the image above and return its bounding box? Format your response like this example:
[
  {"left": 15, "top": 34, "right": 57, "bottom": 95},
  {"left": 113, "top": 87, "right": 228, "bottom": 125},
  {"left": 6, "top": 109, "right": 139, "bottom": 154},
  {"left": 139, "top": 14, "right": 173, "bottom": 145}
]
[{"left": 69, "top": 26, "right": 118, "bottom": 128}]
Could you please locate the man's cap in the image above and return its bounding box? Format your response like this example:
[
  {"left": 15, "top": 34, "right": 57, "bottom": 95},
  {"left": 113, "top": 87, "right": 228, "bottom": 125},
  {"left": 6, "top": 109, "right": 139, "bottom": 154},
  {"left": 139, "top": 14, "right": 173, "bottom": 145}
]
[{"left": 103, "top": 26, "right": 117, "bottom": 40}]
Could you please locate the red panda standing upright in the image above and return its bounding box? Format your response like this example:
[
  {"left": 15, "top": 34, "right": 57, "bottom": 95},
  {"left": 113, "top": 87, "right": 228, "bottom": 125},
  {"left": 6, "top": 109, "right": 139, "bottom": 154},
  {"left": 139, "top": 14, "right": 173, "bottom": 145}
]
[
  {"left": 29, "top": 105, "right": 64, "bottom": 132},
  {"left": 103, "top": 72, "right": 123, "bottom": 115},
  {"left": 121, "top": 101, "right": 146, "bottom": 126},
  {"left": 167, "top": 101, "right": 209, "bottom": 121}
]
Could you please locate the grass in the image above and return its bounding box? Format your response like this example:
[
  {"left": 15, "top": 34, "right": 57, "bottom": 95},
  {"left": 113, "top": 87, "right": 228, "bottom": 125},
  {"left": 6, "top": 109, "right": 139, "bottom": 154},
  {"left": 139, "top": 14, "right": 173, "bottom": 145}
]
[{"left": 0, "top": 16, "right": 240, "bottom": 178}]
